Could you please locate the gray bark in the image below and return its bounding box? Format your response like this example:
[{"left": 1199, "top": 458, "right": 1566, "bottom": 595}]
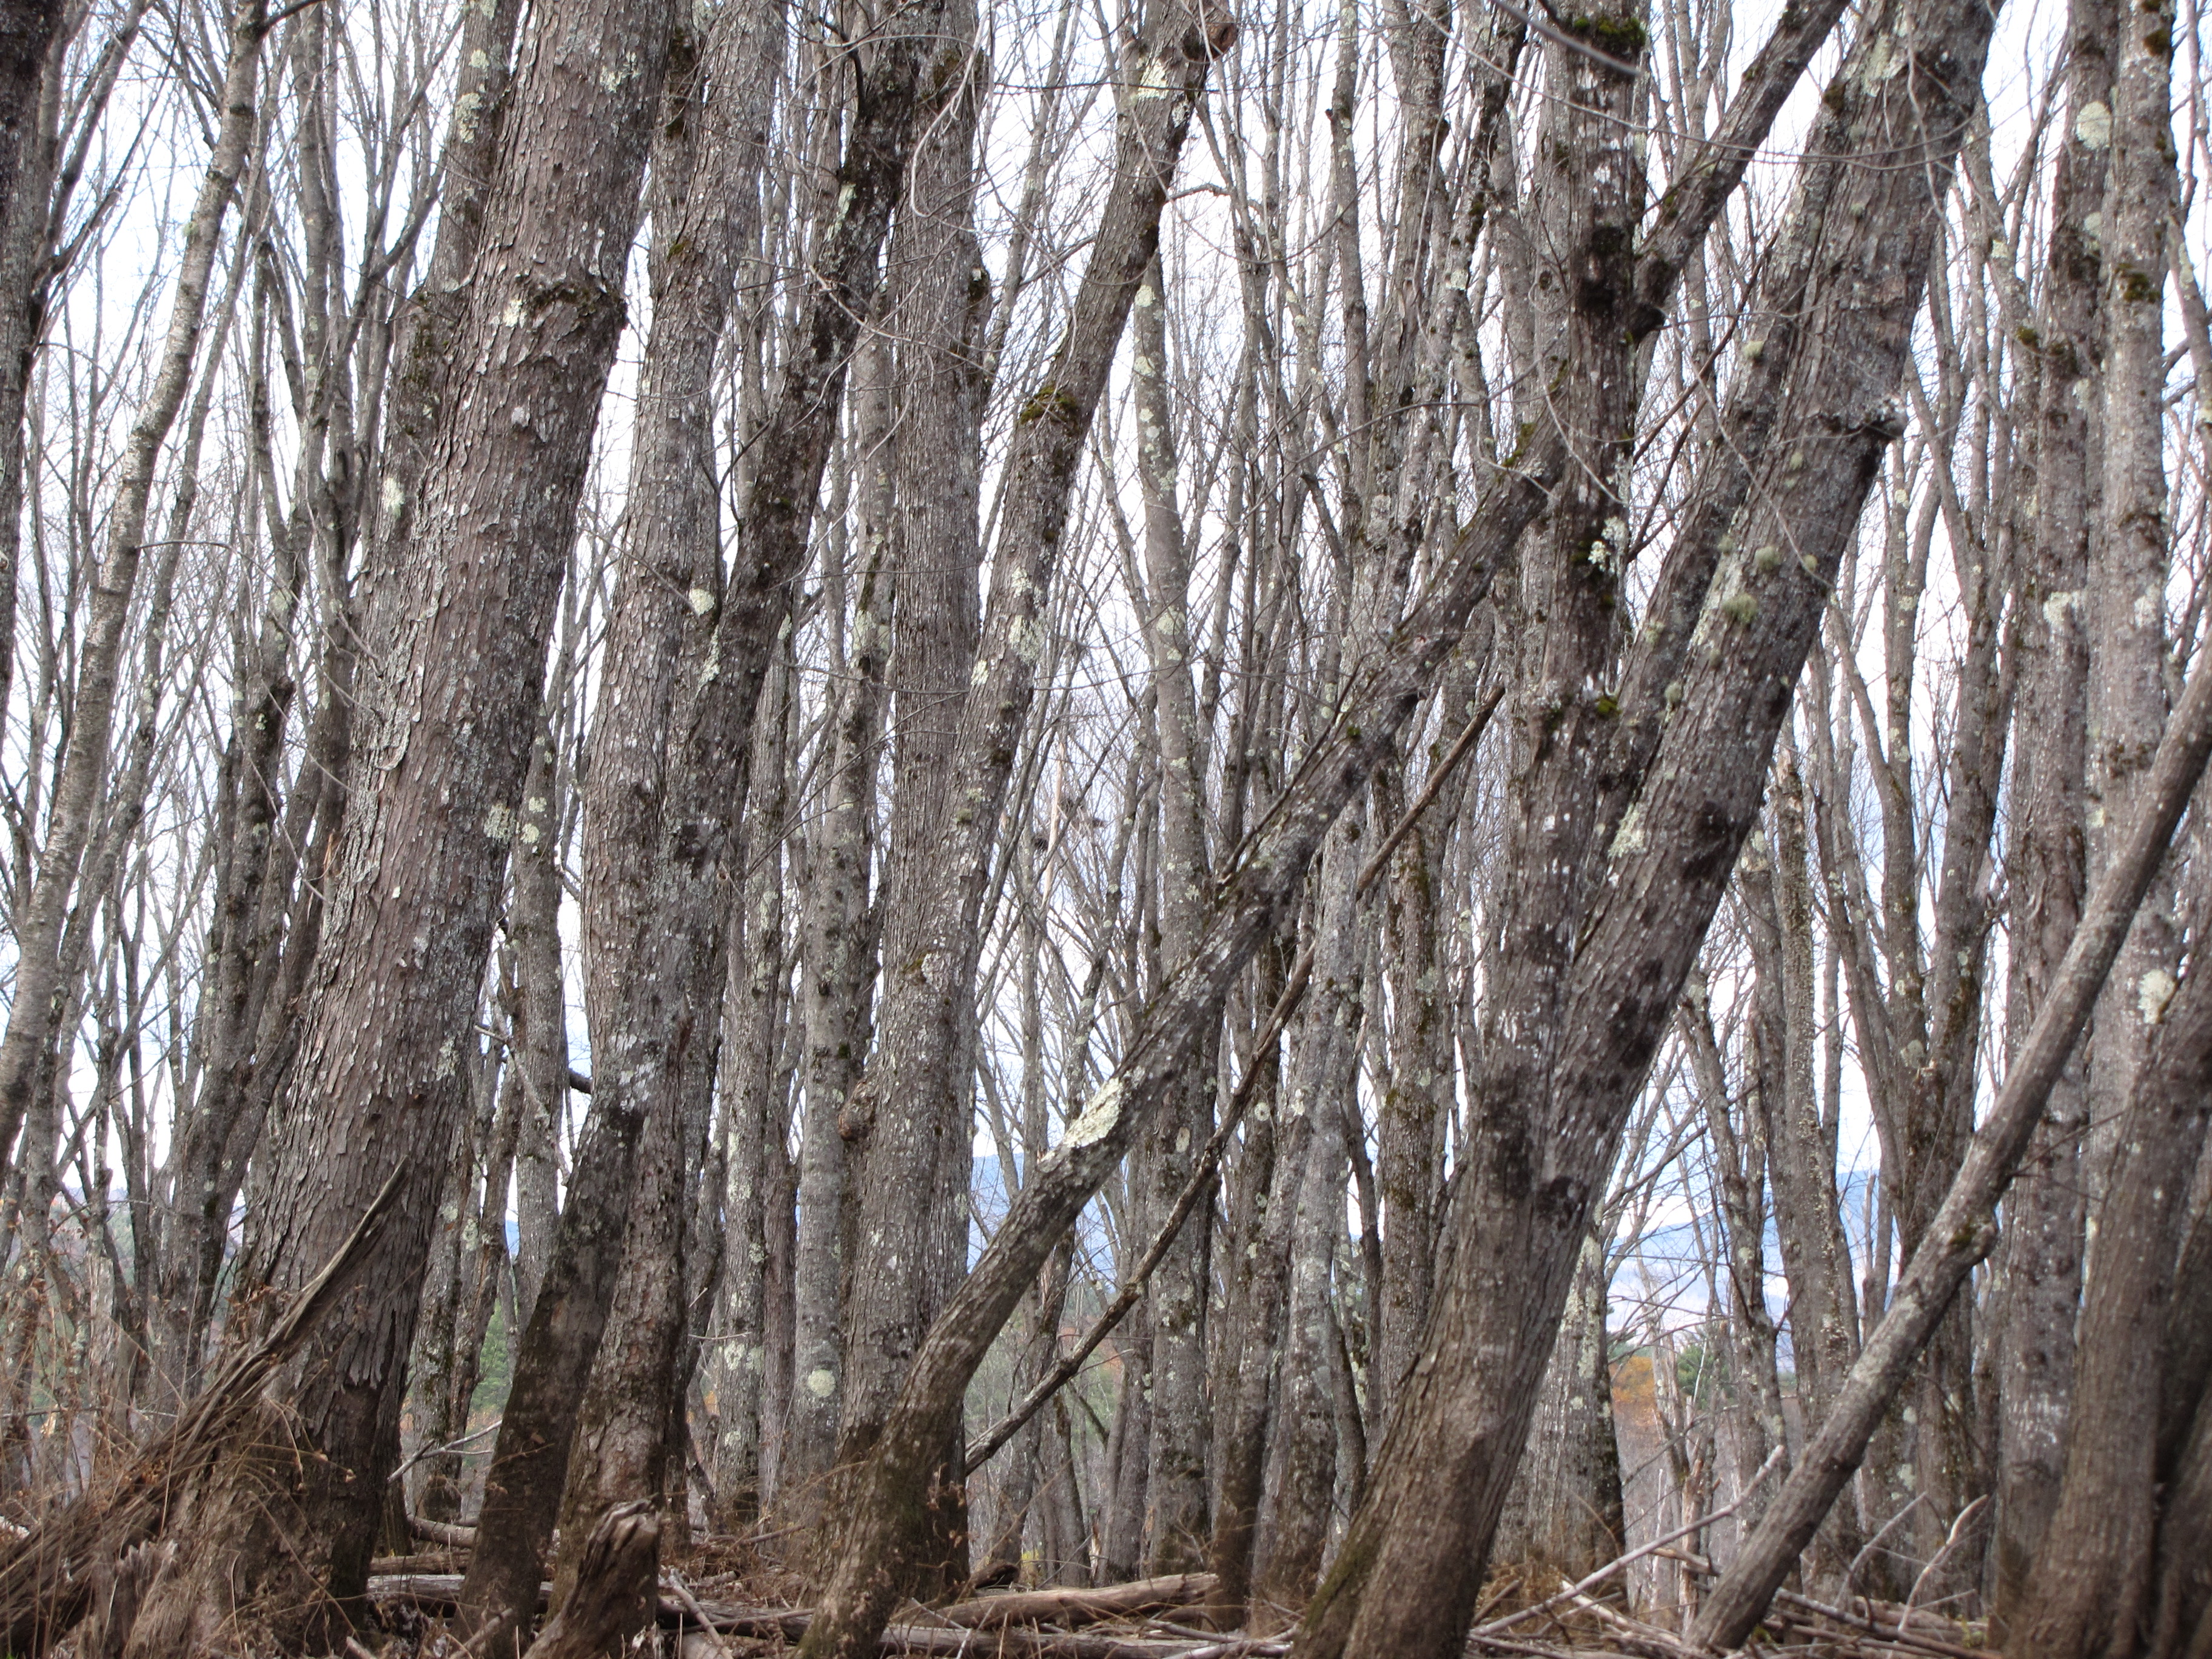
[
  {"left": 1986, "top": 0, "right": 2108, "bottom": 1623},
  {"left": 1493, "top": 1230, "right": 1626, "bottom": 1581}
]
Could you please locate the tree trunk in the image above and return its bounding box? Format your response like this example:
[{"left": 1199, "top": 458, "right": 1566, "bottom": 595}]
[
  {"left": 784, "top": 330, "right": 896, "bottom": 1530},
  {"left": 0, "top": 0, "right": 66, "bottom": 813},
  {"left": 0, "top": 2, "right": 61, "bottom": 273},
  {"left": 1493, "top": 1230, "right": 1626, "bottom": 1583},
  {"left": 2012, "top": 939, "right": 2210, "bottom": 1659},
  {"left": 823, "top": 4, "right": 987, "bottom": 1593},
  {"left": 122, "top": 2, "right": 675, "bottom": 1646},
  {"left": 711, "top": 660, "right": 796, "bottom": 1529},
  {"left": 1986, "top": 0, "right": 2107, "bottom": 1624}
]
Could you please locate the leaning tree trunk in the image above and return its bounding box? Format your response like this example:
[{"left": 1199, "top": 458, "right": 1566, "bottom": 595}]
[
  {"left": 711, "top": 661, "right": 796, "bottom": 1529},
  {"left": 119, "top": 1, "right": 675, "bottom": 1647},
  {"left": 452, "top": 0, "right": 820, "bottom": 1639}
]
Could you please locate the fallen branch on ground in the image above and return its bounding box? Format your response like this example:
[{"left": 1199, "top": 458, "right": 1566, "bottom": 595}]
[
  {"left": 370, "top": 1571, "right": 1283, "bottom": 1658},
  {"left": 409, "top": 1512, "right": 478, "bottom": 1549},
  {"left": 938, "top": 1573, "right": 1218, "bottom": 1629}
]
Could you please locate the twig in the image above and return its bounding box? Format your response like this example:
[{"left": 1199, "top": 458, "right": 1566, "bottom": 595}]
[
  {"left": 1352, "top": 683, "right": 1505, "bottom": 896},
  {"left": 389, "top": 1417, "right": 503, "bottom": 1484},
  {"left": 1903, "top": 1495, "right": 1986, "bottom": 1618},
  {"left": 666, "top": 1570, "right": 738, "bottom": 1659},
  {"left": 1476, "top": 1444, "right": 1784, "bottom": 1637},
  {"left": 964, "top": 948, "right": 1315, "bottom": 1473}
]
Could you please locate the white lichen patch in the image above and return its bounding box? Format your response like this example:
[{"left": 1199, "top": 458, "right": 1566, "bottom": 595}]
[
  {"left": 1064, "top": 1078, "right": 1124, "bottom": 1148},
  {"left": 805, "top": 1367, "right": 837, "bottom": 1398},
  {"left": 486, "top": 803, "right": 516, "bottom": 843},
  {"left": 2137, "top": 967, "right": 2177, "bottom": 1027},
  {"left": 1609, "top": 802, "right": 1647, "bottom": 859}
]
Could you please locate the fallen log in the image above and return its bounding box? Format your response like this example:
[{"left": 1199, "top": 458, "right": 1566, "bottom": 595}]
[
  {"left": 409, "top": 1512, "right": 478, "bottom": 1549},
  {"left": 939, "top": 1574, "right": 1219, "bottom": 1630}
]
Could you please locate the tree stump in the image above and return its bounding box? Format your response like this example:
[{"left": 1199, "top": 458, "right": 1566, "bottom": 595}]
[{"left": 522, "top": 1501, "right": 660, "bottom": 1659}]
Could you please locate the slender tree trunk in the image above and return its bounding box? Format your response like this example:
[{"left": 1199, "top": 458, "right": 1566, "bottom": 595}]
[
  {"left": 1743, "top": 748, "right": 1864, "bottom": 1585},
  {"left": 1252, "top": 936, "right": 1360, "bottom": 1617},
  {"left": 508, "top": 723, "right": 569, "bottom": 1330},
  {"left": 712, "top": 662, "right": 794, "bottom": 1529},
  {"left": 1986, "top": 0, "right": 2107, "bottom": 1623},
  {"left": 784, "top": 332, "right": 894, "bottom": 1529},
  {"left": 2082, "top": 0, "right": 2179, "bottom": 1227},
  {"left": 0, "top": 0, "right": 263, "bottom": 1190},
  {"left": 825, "top": 7, "right": 988, "bottom": 1587},
  {"left": 1132, "top": 246, "right": 1216, "bottom": 1577}
]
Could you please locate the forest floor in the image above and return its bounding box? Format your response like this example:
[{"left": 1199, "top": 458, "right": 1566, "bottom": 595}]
[{"left": 352, "top": 1548, "right": 1996, "bottom": 1659}]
